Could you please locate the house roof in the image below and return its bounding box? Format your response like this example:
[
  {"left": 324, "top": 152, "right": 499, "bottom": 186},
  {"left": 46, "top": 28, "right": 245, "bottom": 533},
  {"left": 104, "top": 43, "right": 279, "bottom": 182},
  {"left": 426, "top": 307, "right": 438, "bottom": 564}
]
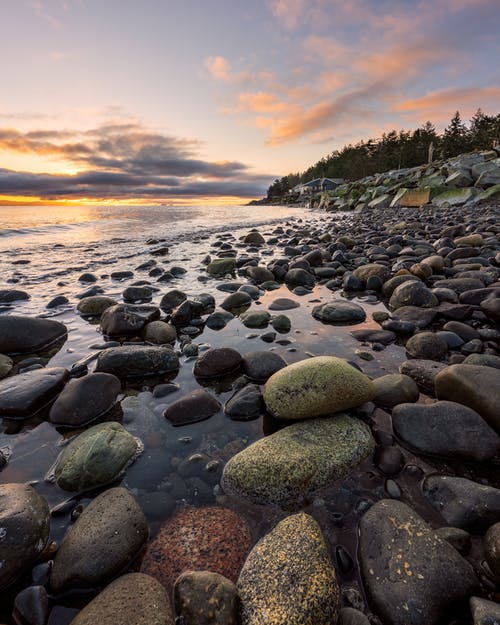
[{"left": 300, "top": 177, "right": 344, "bottom": 187}]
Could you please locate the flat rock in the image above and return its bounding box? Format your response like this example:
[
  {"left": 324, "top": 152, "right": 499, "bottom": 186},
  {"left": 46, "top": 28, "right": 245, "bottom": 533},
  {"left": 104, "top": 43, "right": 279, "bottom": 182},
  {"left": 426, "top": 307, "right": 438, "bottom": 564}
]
[
  {"left": 193, "top": 347, "right": 242, "bottom": 378},
  {"left": 312, "top": 300, "right": 366, "bottom": 324},
  {"left": 222, "top": 415, "right": 375, "bottom": 508},
  {"left": 359, "top": 499, "right": 478, "bottom": 625},
  {"left": 49, "top": 372, "right": 121, "bottom": 427},
  {"left": 263, "top": 356, "right": 375, "bottom": 420},
  {"left": 164, "top": 389, "right": 221, "bottom": 426},
  {"left": 95, "top": 345, "right": 179, "bottom": 378},
  {"left": 70, "top": 573, "right": 174, "bottom": 625},
  {"left": 0, "top": 315, "right": 67, "bottom": 355},
  {"left": 51, "top": 488, "right": 148, "bottom": 592},
  {"left": 140, "top": 507, "right": 252, "bottom": 591},
  {"left": 0, "top": 367, "right": 69, "bottom": 419},
  {"left": 435, "top": 364, "right": 500, "bottom": 432},
  {"left": 351, "top": 329, "right": 396, "bottom": 344},
  {"left": 242, "top": 351, "right": 286, "bottom": 382},
  {"left": 392, "top": 401, "right": 500, "bottom": 461},
  {"left": 174, "top": 571, "right": 239, "bottom": 625},
  {"left": 423, "top": 475, "right": 500, "bottom": 531},
  {"left": 55, "top": 422, "right": 140, "bottom": 492},
  {"left": 268, "top": 298, "right": 300, "bottom": 311},
  {"left": 238, "top": 513, "right": 340, "bottom": 625},
  {"left": 0, "top": 484, "right": 50, "bottom": 589}
]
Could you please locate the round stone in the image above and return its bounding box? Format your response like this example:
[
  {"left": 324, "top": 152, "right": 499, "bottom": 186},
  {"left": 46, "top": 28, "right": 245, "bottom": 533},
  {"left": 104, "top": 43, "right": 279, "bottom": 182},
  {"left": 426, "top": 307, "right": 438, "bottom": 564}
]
[
  {"left": 312, "top": 301, "right": 366, "bottom": 324},
  {"left": 193, "top": 347, "right": 242, "bottom": 378},
  {"left": 174, "top": 571, "right": 239, "bottom": 625}
]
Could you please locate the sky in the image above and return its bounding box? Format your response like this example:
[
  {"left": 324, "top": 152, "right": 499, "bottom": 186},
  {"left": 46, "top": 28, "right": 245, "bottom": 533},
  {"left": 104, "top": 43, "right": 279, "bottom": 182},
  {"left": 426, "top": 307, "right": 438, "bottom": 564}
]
[{"left": 0, "top": 0, "right": 499, "bottom": 205}]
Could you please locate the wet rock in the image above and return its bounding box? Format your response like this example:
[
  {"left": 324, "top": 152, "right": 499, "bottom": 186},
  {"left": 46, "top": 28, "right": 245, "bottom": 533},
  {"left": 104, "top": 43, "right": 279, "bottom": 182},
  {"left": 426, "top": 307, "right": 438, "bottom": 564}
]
[
  {"left": 353, "top": 263, "right": 391, "bottom": 283},
  {"left": 263, "top": 356, "right": 375, "bottom": 420},
  {"left": 222, "top": 415, "right": 374, "bottom": 507},
  {"left": 435, "top": 527, "right": 471, "bottom": 555},
  {"left": 312, "top": 300, "right": 366, "bottom": 324},
  {"left": 142, "top": 320, "right": 176, "bottom": 345},
  {"left": 13, "top": 585, "right": 49, "bottom": 625},
  {"left": 140, "top": 507, "right": 252, "bottom": 590},
  {"left": 242, "top": 351, "right": 286, "bottom": 382},
  {"left": 351, "top": 329, "right": 396, "bottom": 344},
  {"left": 49, "top": 372, "right": 121, "bottom": 427},
  {"left": 122, "top": 286, "right": 153, "bottom": 302},
  {"left": 405, "top": 332, "right": 448, "bottom": 361},
  {"left": 285, "top": 268, "right": 315, "bottom": 288},
  {"left": 244, "top": 230, "right": 265, "bottom": 245},
  {"left": 268, "top": 298, "right": 300, "bottom": 311},
  {"left": 271, "top": 314, "right": 291, "bottom": 332},
  {"left": 70, "top": 573, "right": 174, "bottom": 625},
  {"left": 0, "top": 315, "right": 67, "bottom": 355},
  {"left": 224, "top": 384, "right": 263, "bottom": 420},
  {"left": 100, "top": 303, "right": 160, "bottom": 336},
  {"left": 206, "top": 309, "right": 234, "bottom": 329},
  {"left": 0, "top": 354, "right": 13, "bottom": 379},
  {"left": 164, "top": 389, "right": 221, "bottom": 426},
  {"left": 399, "top": 359, "right": 447, "bottom": 394},
  {"left": 239, "top": 310, "right": 270, "bottom": 328},
  {"left": 484, "top": 522, "right": 500, "bottom": 580},
  {"left": 392, "top": 401, "right": 500, "bottom": 461},
  {"left": 382, "top": 275, "right": 419, "bottom": 298},
  {"left": 359, "top": 499, "right": 478, "bottom": 625},
  {"left": 96, "top": 345, "right": 179, "bottom": 378},
  {"left": 54, "top": 422, "right": 140, "bottom": 492},
  {"left": 389, "top": 281, "right": 439, "bottom": 309},
  {"left": 174, "top": 571, "right": 239, "bottom": 625},
  {"left": 207, "top": 258, "right": 236, "bottom": 277},
  {"left": 435, "top": 364, "right": 500, "bottom": 432},
  {"left": 374, "top": 446, "right": 405, "bottom": 475},
  {"left": 0, "top": 367, "right": 69, "bottom": 419},
  {"left": 0, "top": 484, "right": 50, "bottom": 589},
  {"left": 470, "top": 597, "right": 500, "bottom": 625},
  {"left": 51, "top": 488, "right": 148, "bottom": 592},
  {"left": 246, "top": 266, "right": 275, "bottom": 283},
  {"left": 238, "top": 513, "right": 339, "bottom": 625},
  {"left": 193, "top": 347, "right": 242, "bottom": 378},
  {"left": 159, "top": 289, "right": 187, "bottom": 313},
  {"left": 77, "top": 295, "right": 117, "bottom": 316},
  {"left": 221, "top": 291, "right": 252, "bottom": 311},
  {"left": 0, "top": 289, "right": 30, "bottom": 303},
  {"left": 423, "top": 475, "right": 500, "bottom": 532},
  {"left": 79, "top": 272, "right": 97, "bottom": 282},
  {"left": 373, "top": 373, "right": 419, "bottom": 408},
  {"left": 47, "top": 295, "right": 69, "bottom": 309},
  {"left": 463, "top": 353, "right": 500, "bottom": 369}
]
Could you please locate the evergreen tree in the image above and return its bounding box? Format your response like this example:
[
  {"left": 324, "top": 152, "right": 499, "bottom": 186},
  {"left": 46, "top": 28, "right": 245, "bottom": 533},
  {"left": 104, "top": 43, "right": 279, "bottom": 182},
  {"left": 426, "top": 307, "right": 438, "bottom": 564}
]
[{"left": 442, "top": 111, "right": 469, "bottom": 156}]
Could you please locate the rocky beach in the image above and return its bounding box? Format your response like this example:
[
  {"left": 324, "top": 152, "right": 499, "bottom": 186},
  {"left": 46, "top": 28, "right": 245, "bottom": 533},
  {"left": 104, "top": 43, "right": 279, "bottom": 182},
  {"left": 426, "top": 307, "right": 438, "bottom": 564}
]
[{"left": 0, "top": 148, "right": 500, "bottom": 625}]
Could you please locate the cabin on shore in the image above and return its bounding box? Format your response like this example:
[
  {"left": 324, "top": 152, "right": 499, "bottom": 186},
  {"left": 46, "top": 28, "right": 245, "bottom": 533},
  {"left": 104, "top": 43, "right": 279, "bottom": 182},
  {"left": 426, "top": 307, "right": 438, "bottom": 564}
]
[{"left": 291, "top": 177, "right": 344, "bottom": 195}]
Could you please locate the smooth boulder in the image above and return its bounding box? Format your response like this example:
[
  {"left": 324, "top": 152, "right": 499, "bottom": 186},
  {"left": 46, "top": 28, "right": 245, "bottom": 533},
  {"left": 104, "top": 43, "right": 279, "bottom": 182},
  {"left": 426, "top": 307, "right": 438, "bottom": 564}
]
[
  {"left": 95, "top": 345, "right": 179, "bottom": 378},
  {"left": 0, "top": 315, "right": 67, "bottom": 355},
  {"left": 263, "top": 356, "right": 375, "bottom": 420},
  {"left": 164, "top": 389, "right": 221, "bottom": 426},
  {"left": 0, "top": 367, "right": 69, "bottom": 419}
]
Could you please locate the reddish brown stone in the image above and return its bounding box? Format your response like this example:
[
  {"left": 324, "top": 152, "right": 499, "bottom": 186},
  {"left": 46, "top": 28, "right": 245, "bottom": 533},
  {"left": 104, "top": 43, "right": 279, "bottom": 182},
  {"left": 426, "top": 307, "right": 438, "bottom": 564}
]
[
  {"left": 140, "top": 507, "right": 252, "bottom": 591},
  {"left": 193, "top": 348, "right": 242, "bottom": 378}
]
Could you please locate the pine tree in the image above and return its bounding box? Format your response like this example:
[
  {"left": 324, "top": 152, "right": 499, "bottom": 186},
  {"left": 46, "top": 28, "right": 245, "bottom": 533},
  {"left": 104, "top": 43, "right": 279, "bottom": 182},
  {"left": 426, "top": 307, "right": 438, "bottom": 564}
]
[{"left": 442, "top": 111, "right": 469, "bottom": 157}]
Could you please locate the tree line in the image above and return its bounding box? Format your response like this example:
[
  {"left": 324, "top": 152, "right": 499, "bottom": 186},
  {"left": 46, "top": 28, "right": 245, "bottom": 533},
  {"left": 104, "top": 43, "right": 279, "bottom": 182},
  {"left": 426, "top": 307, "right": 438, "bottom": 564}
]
[{"left": 266, "top": 109, "right": 500, "bottom": 199}]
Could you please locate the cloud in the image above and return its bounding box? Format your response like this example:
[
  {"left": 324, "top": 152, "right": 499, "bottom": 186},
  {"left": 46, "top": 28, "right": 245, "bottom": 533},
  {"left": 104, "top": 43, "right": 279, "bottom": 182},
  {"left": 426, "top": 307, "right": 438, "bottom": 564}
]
[
  {"left": 268, "top": 0, "right": 308, "bottom": 29},
  {"left": 236, "top": 92, "right": 288, "bottom": 113},
  {"left": 0, "top": 122, "right": 273, "bottom": 201},
  {"left": 204, "top": 56, "right": 234, "bottom": 82}
]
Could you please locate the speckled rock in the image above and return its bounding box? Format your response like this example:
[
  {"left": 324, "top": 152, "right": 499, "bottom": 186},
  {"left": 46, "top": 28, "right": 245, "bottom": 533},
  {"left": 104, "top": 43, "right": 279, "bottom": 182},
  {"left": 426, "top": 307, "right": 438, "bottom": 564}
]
[
  {"left": 0, "top": 484, "right": 50, "bottom": 589},
  {"left": 95, "top": 345, "right": 179, "bottom": 378},
  {"left": 263, "top": 356, "right": 375, "bottom": 420},
  {"left": 392, "top": 401, "right": 500, "bottom": 461},
  {"left": 399, "top": 359, "right": 447, "bottom": 394},
  {"left": 49, "top": 372, "right": 121, "bottom": 427},
  {"left": 359, "top": 499, "right": 478, "bottom": 625},
  {"left": 222, "top": 415, "right": 375, "bottom": 507},
  {"left": 54, "top": 422, "right": 140, "bottom": 492},
  {"left": 373, "top": 374, "right": 419, "bottom": 408},
  {"left": 224, "top": 384, "right": 263, "bottom": 420},
  {"left": 422, "top": 475, "right": 500, "bottom": 532},
  {"left": 193, "top": 347, "right": 242, "bottom": 378},
  {"left": 353, "top": 263, "right": 391, "bottom": 283},
  {"left": 0, "top": 315, "right": 67, "bottom": 355},
  {"left": 435, "top": 364, "right": 500, "bottom": 432},
  {"left": 142, "top": 320, "right": 177, "bottom": 344},
  {"left": 312, "top": 301, "right": 366, "bottom": 324},
  {"left": 239, "top": 310, "right": 271, "bottom": 328},
  {"left": 389, "top": 281, "right": 439, "bottom": 309},
  {"left": 238, "top": 513, "right": 340, "bottom": 625},
  {"left": 0, "top": 366, "right": 69, "bottom": 419},
  {"left": 164, "top": 389, "right": 221, "bottom": 426},
  {"left": 70, "top": 573, "right": 174, "bottom": 625},
  {"left": 484, "top": 522, "right": 500, "bottom": 580},
  {"left": 174, "top": 571, "right": 239, "bottom": 625},
  {"left": 405, "top": 332, "right": 448, "bottom": 361},
  {"left": 470, "top": 597, "right": 500, "bottom": 625},
  {"left": 51, "top": 488, "right": 148, "bottom": 592},
  {"left": 77, "top": 296, "right": 118, "bottom": 316},
  {"left": 140, "top": 507, "right": 252, "bottom": 591}
]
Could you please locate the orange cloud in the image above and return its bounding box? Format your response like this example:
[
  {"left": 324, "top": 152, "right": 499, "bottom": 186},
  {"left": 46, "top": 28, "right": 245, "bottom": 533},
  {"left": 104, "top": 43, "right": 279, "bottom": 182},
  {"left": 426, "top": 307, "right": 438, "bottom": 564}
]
[
  {"left": 237, "top": 92, "right": 287, "bottom": 113},
  {"left": 204, "top": 56, "right": 234, "bottom": 82},
  {"left": 395, "top": 85, "right": 500, "bottom": 112},
  {"left": 302, "top": 35, "right": 351, "bottom": 65}
]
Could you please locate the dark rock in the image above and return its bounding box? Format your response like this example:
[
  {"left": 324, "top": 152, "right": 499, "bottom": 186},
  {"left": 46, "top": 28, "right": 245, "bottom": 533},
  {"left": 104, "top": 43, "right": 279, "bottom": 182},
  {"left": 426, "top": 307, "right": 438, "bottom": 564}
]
[
  {"left": 351, "top": 329, "right": 396, "bottom": 344},
  {"left": 100, "top": 304, "right": 160, "bottom": 336},
  {"left": 159, "top": 290, "right": 187, "bottom": 313},
  {"left": 423, "top": 475, "right": 500, "bottom": 532},
  {"left": 339, "top": 607, "right": 370, "bottom": 625},
  {"left": 225, "top": 384, "right": 263, "bottom": 420},
  {"left": 470, "top": 597, "right": 500, "bottom": 625},
  {"left": 164, "top": 389, "right": 221, "bottom": 426},
  {"left": 389, "top": 281, "right": 438, "bottom": 309},
  {"left": 241, "top": 351, "right": 287, "bottom": 382},
  {"left": 391, "top": 306, "right": 437, "bottom": 328},
  {"left": 205, "top": 310, "right": 234, "bottom": 330},
  {"left": 484, "top": 522, "right": 500, "bottom": 580},
  {"left": 96, "top": 345, "right": 179, "bottom": 378},
  {"left": 0, "top": 315, "right": 67, "bottom": 355},
  {"left": 285, "top": 268, "right": 315, "bottom": 288},
  {"left": 405, "top": 332, "right": 448, "bottom": 361},
  {"left": 268, "top": 298, "right": 300, "bottom": 311},
  {"left": 174, "top": 571, "right": 239, "bottom": 625},
  {"left": 77, "top": 295, "right": 117, "bottom": 316},
  {"left": 399, "top": 359, "right": 447, "bottom": 394},
  {"left": 193, "top": 347, "right": 242, "bottom": 378},
  {"left": 0, "top": 367, "right": 69, "bottom": 419},
  {"left": 459, "top": 287, "right": 500, "bottom": 305},
  {"left": 13, "top": 586, "right": 49, "bottom": 625},
  {"left": 359, "top": 499, "right": 478, "bottom": 625},
  {"left": 373, "top": 373, "right": 419, "bottom": 408},
  {"left": 481, "top": 297, "right": 500, "bottom": 323},
  {"left": 0, "top": 484, "right": 50, "bottom": 590},
  {"left": 246, "top": 266, "right": 275, "bottom": 283},
  {"left": 0, "top": 289, "right": 30, "bottom": 303},
  {"left": 122, "top": 286, "right": 153, "bottom": 302},
  {"left": 46, "top": 295, "right": 69, "bottom": 309},
  {"left": 392, "top": 401, "right": 499, "bottom": 461},
  {"left": 373, "top": 446, "right": 405, "bottom": 475},
  {"left": 221, "top": 291, "right": 252, "bottom": 311},
  {"left": 435, "top": 527, "right": 471, "bottom": 555},
  {"left": 312, "top": 300, "right": 366, "bottom": 323},
  {"left": 51, "top": 487, "right": 148, "bottom": 592}
]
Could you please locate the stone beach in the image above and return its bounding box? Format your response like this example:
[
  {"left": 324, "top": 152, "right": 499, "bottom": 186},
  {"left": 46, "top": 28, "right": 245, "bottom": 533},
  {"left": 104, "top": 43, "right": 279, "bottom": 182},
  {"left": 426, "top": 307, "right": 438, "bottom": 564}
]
[{"left": 0, "top": 148, "right": 499, "bottom": 624}]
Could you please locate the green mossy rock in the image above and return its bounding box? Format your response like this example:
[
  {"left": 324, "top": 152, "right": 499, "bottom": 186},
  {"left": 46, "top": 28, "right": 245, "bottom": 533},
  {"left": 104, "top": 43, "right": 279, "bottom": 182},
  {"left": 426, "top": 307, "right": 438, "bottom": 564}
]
[
  {"left": 263, "top": 356, "right": 375, "bottom": 420},
  {"left": 432, "top": 187, "right": 477, "bottom": 207},
  {"left": 238, "top": 513, "right": 340, "bottom": 625},
  {"left": 55, "top": 422, "right": 140, "bottom": 492},
  {"left": 207, "top": 258, "right": 237, "bottom": 277},
  {"left": 221, "top": 415, "right": 375, "bottom": 507}
]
